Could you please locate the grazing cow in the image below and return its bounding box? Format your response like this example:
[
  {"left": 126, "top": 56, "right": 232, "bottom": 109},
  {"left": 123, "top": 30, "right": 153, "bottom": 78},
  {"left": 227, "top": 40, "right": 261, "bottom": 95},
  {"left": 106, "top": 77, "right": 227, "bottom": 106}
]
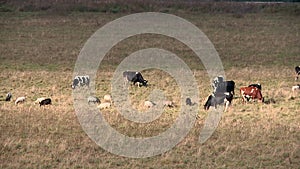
[
  {"left": 88, "top": 96, "right": 100, "bottom": 104},
  {"left": 212, "top": 76, "right": 235, "bottom": 95},
  {"left": 292, "top": 84, "right": 300, "bottom": 92},
  {"left": 204, "top": 92, "right": 233, "bottom": 112},
  {"left": 5, "top": 92, "right": 12, "bottom": 101},
  {"left": 39, "top": 98, "right": 51, "bottom": 106},
  {"left": 15, "top": 96, "right": 26, "bottom": 105},
  {"left": 123, "top": 71, "right": 148, "bottom": 87},
  {"left": 248, "top": 83, "right": 262, "bottom": 90},
  {"left": 240, "top": 86, "right": 264, "bottom": 103},
  {"left": 71, "top": 75, "right": 90, "bottom": 89},
  {"left": 295, "top": 66, "right": 300, "bottom": 80}
]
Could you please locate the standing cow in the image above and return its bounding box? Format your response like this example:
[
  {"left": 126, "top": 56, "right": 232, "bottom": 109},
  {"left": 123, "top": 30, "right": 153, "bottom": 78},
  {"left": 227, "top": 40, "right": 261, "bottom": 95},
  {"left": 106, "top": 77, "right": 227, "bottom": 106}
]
[
  {"left": 295, "top": 66, "right": 300, "bottom": 81},
  {"left": 71, "top": 75, "right": 90, "bottom": 89},
  {"left": 240, "top": 86, "right": 264, "bottom": 103},
  {"left": 123, "top": 71, "right": 148, "bottom": 87},
  {"left": 204, "top": 92, "right": 233, "bottom": 112},
  {"left": 212, "top": 76, "right": 235, "bottom": 95}
]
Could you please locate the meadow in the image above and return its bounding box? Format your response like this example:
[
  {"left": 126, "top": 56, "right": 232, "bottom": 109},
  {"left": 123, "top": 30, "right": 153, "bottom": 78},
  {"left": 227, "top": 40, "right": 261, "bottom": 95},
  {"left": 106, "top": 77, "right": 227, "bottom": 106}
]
[{"left": 0, "top": 2, "right": 300, "bottom": 168}]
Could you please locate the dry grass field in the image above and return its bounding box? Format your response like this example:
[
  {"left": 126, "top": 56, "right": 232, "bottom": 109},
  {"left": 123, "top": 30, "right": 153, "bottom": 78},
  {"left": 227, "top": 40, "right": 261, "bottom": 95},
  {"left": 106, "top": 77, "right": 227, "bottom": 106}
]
[{"left": 0, "top": 2, "right": 300, "bottom": 168}]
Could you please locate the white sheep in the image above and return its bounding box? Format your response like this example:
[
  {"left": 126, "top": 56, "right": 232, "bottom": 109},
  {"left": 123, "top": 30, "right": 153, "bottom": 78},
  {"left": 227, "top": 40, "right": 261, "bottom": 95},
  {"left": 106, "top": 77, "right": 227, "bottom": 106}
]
[
  {"left": 15, "top": 96, "right": 26, "bottom": 105},
  {"left": 87, "top": 96, "right": 100, "bottom": 104},
  {"left": 292, "top": 84, "right": 300, "bottom": 92},
  {"left": 144, "top": 100, "right": 154, "bottom": 108},
  {"left": 103, "top": 94, "right": 112, "bottom": 103},
  {"left": 34, "top": 97, "right": 46, "bottom": 104},
  {"left": 97, "top": 102, "right": 111, "bottom": 109},
  {"left": 163, "top": 100, "right": 174, "bottom": 107}
]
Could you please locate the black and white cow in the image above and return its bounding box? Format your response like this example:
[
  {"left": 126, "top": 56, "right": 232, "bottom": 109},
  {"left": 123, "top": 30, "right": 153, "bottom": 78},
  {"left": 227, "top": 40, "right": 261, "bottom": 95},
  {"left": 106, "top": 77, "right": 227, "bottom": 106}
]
[
  {"left": 204, "top": 92, "right": 233, "bottom": 112},
  {"left": 212, "top": 76, "right": 235, "bottom": 95},
  {"left": 248, "top": 83, "right": 262, "bottom": 91},
  {"left": 123, "top": 71, "right": 148, "bottom": 87},
  {"left": 295, "top": 66, "right": 300, "bottom": 81},
  {"left": 71, "top": 75, "right": 90, "bottom": 89}
]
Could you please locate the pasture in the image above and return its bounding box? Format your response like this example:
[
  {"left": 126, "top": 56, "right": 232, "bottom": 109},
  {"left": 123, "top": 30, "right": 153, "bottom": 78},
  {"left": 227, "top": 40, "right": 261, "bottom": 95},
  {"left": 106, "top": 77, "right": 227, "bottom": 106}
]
[{"left": 0, "top": 4, "right": 300, "bottom": 168}]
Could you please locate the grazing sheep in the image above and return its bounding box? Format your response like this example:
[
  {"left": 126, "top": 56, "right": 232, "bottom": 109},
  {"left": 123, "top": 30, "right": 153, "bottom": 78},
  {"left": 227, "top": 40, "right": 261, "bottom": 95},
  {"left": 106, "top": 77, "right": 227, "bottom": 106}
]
[
  {"left": 88, "top": 96, "right": 100, "bottom": 104},
  {"left": 34, "top": 97, "right": 46, "bottom": 104},
  {"left": 39, "top": 98, "right": 52, "bottom": 106},
  {"left": 5, "top": 92, "right": 12, "bottom": 101},
  {"left": 97, "top": 102, "right": 111, "bottom": 109},
  {"left": 144, "top": 101, "right": 154, "bottom": 108},
  {"left": 292, "top": 84, "right": 300, "bottom": 92},
  {"left": 186, "top": 98, "right": 192, "bottom": 106},
  {"left": 103, "top": 94, "right": 112, "bottom": 103},
  {"left": 15, "top": 96, "right": 26, "bottom": 105},
  {"left": 163, "top": 100, "right": 174, "bottom": 107}
]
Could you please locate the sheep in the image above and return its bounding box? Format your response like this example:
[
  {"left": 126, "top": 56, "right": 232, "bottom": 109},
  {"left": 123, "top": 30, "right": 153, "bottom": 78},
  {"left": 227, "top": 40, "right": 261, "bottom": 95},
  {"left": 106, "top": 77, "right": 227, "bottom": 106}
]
[
  {"left": 39, "top": 98, "right": 51, "bottom": 106},
  {"left": 144, "top": 100, "right": 154, "bottom": 108},
  {"left": 103, "top": 94, "right": 112, "bottom": 103},
  {"left": 15, "top": 96, "right": 26, "bottom": 105},
  {"left": 5, "top": 92, "right": 12, "bottom": 101},
  {"left": 97, "top": 102, "right": 111, "bottom": 109},
  {"left": 34, "top": 97, "right": 46, "bottom": 104},
  {"left": 163, "top": 100, "right": 174, "bottom": 108},
  {"left": 292, "top": 84, "right": 300, "bottom": 92},
  {"left": 88, "top": 96, "right": 100, "bottom": 104}
]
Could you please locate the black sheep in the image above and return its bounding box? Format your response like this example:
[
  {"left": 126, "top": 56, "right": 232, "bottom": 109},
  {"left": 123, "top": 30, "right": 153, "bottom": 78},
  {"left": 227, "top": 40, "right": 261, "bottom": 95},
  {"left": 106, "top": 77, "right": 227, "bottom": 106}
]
[{"left": 39, "top": 98, "right": 52, "bottom": 106}]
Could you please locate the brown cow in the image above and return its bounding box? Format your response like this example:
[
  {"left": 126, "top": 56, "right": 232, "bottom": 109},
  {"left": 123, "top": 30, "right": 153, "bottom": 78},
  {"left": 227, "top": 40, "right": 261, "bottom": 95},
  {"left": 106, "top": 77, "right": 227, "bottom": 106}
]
[{"left": 240, "top": 86, "right": 264, "bottom": 103}]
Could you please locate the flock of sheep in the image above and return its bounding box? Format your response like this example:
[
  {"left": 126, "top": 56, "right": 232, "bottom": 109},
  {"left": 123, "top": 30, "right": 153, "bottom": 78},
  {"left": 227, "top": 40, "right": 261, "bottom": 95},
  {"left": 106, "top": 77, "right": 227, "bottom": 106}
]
[{"left": 2, "top": 93, "right": 52, "bottom": 106}]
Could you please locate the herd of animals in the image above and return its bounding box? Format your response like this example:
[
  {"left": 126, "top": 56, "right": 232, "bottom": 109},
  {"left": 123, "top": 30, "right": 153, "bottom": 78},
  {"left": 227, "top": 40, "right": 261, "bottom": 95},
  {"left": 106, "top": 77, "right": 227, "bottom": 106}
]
[{"left": 1, "top": 66, "right": 300, "bottom": 112}]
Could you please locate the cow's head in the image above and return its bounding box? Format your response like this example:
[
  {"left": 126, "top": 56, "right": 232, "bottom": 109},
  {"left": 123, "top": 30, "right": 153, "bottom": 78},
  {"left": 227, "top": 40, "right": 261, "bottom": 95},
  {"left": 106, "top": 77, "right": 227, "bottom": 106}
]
[
  {"left": 71, "top": 78, "right": 79, "bottom": 89},
  {"left": 142, "top": 80, "right": 148, "bottom": 87},
  {"left": 138, "top": 80, "right": 148, "bottom": 87}
]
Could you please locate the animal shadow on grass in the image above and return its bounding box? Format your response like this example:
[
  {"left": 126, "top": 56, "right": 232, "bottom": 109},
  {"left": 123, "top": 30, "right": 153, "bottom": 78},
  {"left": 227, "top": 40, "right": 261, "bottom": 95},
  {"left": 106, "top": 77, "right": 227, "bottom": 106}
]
[{"left": 263, "top": 97, "right": 276, "bottom": 104}]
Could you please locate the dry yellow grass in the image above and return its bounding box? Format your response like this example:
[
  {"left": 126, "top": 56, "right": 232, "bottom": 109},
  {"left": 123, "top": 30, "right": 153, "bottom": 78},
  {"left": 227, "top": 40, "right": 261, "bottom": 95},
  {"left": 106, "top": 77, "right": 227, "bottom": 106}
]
[{"left": 0, "top": 8, "right": 299, "bottom": 168}]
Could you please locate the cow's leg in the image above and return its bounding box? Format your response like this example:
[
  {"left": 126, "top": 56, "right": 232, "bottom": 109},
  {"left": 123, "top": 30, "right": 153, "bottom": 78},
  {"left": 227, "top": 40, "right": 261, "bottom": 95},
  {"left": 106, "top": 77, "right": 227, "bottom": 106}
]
[{"left": 224, "top": 100, "right": 230, "bottom": 112}]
